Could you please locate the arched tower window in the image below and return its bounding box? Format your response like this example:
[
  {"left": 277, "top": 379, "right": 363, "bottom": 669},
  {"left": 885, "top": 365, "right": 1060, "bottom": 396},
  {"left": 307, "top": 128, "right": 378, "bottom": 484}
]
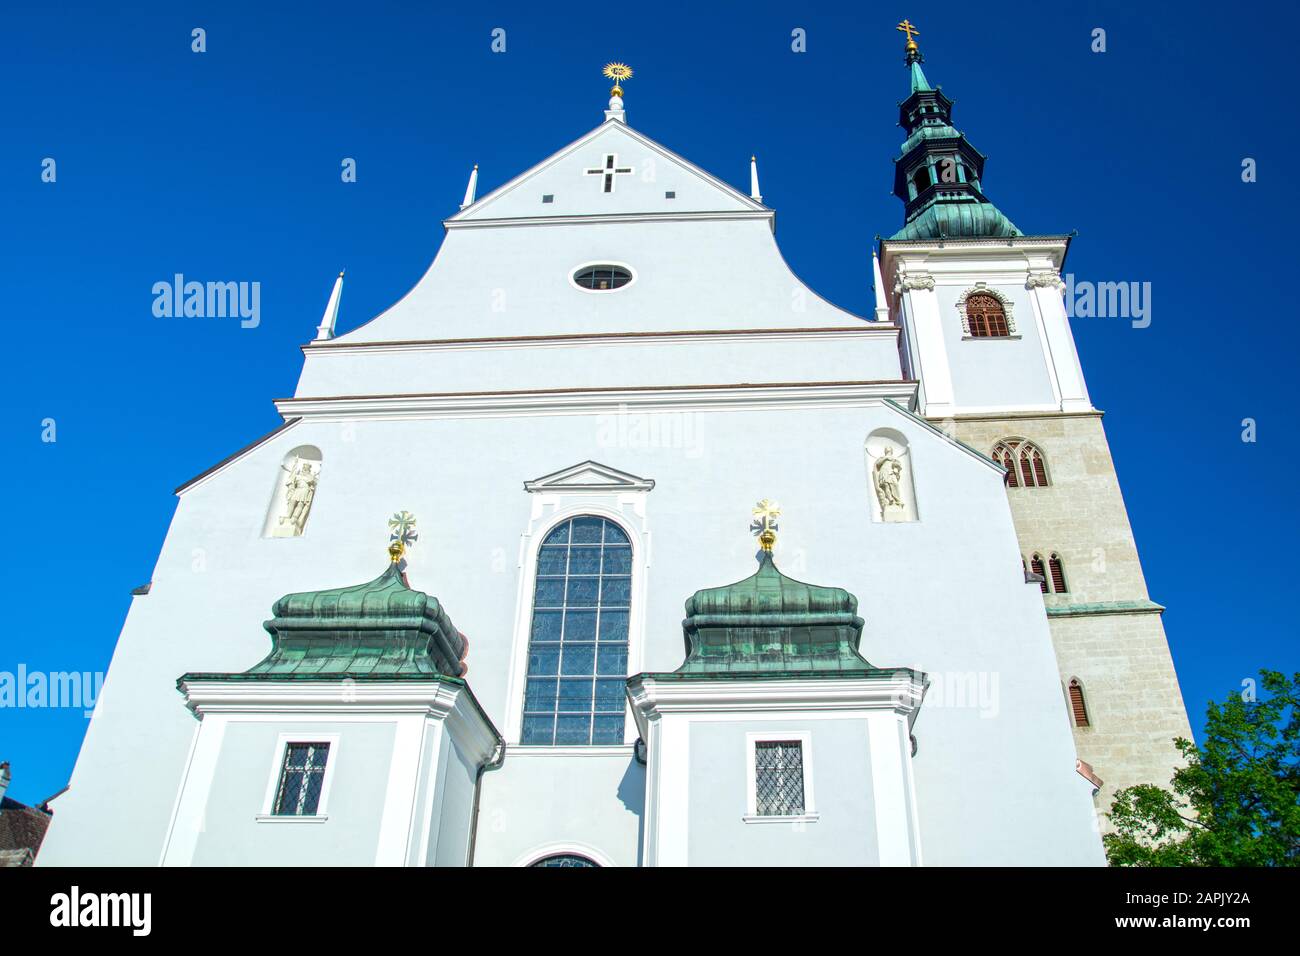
[
  {"left": 1030, "top": 553, "right": 1049, "bottom": 594},
  {"left": 991, "top": 438, "right": 1050, "bottom": 488},
  {"left": 521, "top": 516, "right": 631, "bottom": 746},
  {"left": 529, "top": 854, "right": 599, "bottom": 867},
  {"left": 1067, "top": 678, "right": 1091, "bottom": 727},
  {"left": 965, "top": 293, "right": 1009, "bottom": 337},
  {"left": 1048, "top": 553, "right": 1068, "bottom": 594}
]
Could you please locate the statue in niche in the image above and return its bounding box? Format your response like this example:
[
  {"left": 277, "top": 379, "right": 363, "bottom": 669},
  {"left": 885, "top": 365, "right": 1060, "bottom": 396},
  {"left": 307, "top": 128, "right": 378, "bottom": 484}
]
[
  {"left": 279, "top": 460, "right": 319, "bottom": 535},
  {"left": 874, "top": 447, "right": 905, "bottom": 510}
]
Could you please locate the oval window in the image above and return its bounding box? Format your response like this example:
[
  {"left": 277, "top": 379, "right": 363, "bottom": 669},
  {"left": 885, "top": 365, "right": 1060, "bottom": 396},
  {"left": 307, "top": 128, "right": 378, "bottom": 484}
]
[{"left": 572, "top": 265, "right": 632, "bottom": 291}]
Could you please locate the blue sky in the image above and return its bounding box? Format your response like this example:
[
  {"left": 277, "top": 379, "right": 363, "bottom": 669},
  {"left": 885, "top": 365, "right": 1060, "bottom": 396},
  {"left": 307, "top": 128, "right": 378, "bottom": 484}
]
[{"left": 1, "top": 1, "right": 1296, "bottom": 804}]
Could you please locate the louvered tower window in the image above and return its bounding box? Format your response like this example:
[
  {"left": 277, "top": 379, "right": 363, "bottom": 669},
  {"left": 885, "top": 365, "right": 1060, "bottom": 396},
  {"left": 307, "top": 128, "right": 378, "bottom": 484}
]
[
  {"left": 1030, "top": 554, "right": 1049, "bottom": 594},
  {"left": 965, "top": 293, "right": 1010, "bottom": 337},
  {"left": 1068, "top": 679, "right": 1091, "bottom": 727},
  {"left": 1048, "top": 553, "right": 1068, "bottom": 593},
  {"left": 992, "top": 438, "right": 1050, "bottom": 488}
]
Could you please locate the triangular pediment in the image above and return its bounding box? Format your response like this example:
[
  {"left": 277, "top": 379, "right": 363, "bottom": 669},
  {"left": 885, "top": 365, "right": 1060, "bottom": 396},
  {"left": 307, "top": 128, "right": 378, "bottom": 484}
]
[
  {"left": 524, "top": 460, "right": 656, "bottom": 494},
  {"left": 450, "top": 120, "right": 766, "bottom": 223}
]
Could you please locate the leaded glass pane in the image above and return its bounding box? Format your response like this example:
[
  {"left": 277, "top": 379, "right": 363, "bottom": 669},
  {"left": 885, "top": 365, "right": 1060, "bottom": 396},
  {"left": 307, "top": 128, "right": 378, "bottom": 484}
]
[
  {"left": 560, "top": 643, "right": 596, "bottom": 675},
  {"left": 535, "top": 578, "right": 565, "bottom": 607},
  {"left": 273, "top": 742, "right": 330, "bottom": 816},
  {"left": 600, "top": 577, "right": 631, "bottom": 605},
  {"left": 598, "top": 610, "right": 629, "bottom": 641},
  {"left": 520, "top": 516, "right": 632, "bottom": 745},
  {"left": 563, "top": 610, "right": 597, "bottom": 641},
  {"left": 601, "top": 547, "right": 632, "bottom": 574},
  {"left": 754, "top": 741, "right": 805, "bottom": 816},
  {"left": 537, "top": 546, "right": 568, "bottom": 575},
  {"left": 528, "top": 645, "right": 560, "bottom": 675},
  {"left": 566, "top": 577, "right": 599, "bottom": 606},
  {"left": 596, "top": 645, "right": 627, "bottom": 675}
]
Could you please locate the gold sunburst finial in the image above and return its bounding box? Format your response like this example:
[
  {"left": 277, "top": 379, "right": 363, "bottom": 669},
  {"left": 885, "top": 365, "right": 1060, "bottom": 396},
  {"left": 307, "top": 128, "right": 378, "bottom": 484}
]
[
  {"left": 897, "top": 18, "right": 920, "bottom": 53},
  {"left": 603, "top": 62, "right": 633, "bottom": 98}
]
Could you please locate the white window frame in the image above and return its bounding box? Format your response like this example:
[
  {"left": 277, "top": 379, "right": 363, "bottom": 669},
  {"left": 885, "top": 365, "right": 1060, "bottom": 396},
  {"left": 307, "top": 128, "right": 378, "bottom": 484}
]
[
  {"left": 743, "top": 731, "right": 819, "bottom": 824},
  {"left": 256, "top": 733, "right": 339, "bottom": 823}
]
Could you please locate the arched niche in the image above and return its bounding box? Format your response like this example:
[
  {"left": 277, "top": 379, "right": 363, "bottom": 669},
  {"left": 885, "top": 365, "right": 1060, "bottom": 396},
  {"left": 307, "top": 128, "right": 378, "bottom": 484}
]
[
  {"left": 263, "top": 445, "right": 323, "bottom": 538},
  {"left": 865, "top": 428, "right": 918, "bottom": 523}
]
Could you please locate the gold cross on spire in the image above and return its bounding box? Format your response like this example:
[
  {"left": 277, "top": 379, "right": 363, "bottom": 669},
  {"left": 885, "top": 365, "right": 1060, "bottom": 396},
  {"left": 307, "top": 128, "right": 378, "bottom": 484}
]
[
  {"left": 897, "top": 18, "right": 920, "bottom": 51},
  {"left": 750, "top": 498, "right": 782, "bottom": 552}
]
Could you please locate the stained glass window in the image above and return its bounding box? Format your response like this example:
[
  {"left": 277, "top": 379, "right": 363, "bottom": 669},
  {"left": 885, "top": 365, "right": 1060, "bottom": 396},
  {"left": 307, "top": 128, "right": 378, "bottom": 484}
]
[{"left": 522, "top": 516, "right": 631, "bottom": 745}]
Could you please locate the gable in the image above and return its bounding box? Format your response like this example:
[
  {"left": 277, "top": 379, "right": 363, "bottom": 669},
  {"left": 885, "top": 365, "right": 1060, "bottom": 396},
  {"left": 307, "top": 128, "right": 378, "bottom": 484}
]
[
  {"left": 524, "top": 460, "right": 656, "bottom": 493},
  {"left": 452, "top": 121, "right": 765, "bottom": 222}
]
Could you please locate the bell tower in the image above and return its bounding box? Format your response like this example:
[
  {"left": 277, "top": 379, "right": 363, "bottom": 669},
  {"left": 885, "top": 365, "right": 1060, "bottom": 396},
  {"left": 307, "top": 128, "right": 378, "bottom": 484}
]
[{"left": 877, "top": 23, "right": 1192, "bottom": 826}]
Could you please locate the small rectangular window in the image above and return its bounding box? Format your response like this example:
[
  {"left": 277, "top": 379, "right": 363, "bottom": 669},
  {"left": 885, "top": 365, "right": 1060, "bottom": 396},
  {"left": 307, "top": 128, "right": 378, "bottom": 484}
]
[
  {"left": 273, "top": 742, "right": 330, "bottom": 816},
  {"left": 754, "top": 741, "right": 805, "bottom": 816},
  {"left": 542, "top": 194, "right": 554, "bottom": 203},
  {"left": 664, "top": 191, "right": 676, "bottom": 199}
]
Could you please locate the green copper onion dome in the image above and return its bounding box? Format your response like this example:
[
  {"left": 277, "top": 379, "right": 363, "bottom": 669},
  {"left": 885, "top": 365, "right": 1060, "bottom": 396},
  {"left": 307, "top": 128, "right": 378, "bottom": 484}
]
[
  {"left": 240, "top": 560, "right": 469, "bottom": 678},
  {"left": 889, "top": 30, "right": 1021, "bottom": 241},
  {"left": 678, "top": 550, "right": 872, "bottom": 674}
]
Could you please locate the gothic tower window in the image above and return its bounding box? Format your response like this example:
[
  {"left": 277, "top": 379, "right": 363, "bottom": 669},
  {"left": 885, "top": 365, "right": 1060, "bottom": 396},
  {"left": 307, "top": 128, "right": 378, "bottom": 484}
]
[
  {"left": 521, "top": 515, "right": 632, "bottom": 746},
  {"left": 1067, "top": 679, "right": 1091, "bottom": 727},
  {"left": 1030, "top": 553, "right": 1049, "bottom": 594},
  {"left": 965, "top": 292, "right": 1009, "bottom": 337},
  {"left": 992, "top": 438, "right": 1050, "bottom": 488},
  {"left": 1048, "top": 553, "right": 1068, "bottom": 594}
]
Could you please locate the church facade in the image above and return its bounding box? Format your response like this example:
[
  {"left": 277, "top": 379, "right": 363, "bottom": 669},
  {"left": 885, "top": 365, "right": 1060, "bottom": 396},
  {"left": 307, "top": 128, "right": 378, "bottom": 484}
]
[{"left": 38, "top": 38, "right": 1189, "bottom": 867}]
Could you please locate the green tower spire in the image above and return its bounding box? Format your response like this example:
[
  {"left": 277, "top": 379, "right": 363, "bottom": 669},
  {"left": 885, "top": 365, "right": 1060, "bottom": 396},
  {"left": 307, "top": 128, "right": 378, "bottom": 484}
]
[{"left": 889, "top": 23, "right": 1021, "bottom": 241}]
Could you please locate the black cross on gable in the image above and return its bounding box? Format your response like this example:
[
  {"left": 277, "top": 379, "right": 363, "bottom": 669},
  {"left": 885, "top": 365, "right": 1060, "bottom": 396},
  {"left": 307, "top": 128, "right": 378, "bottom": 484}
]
[{"left": 584, "top": 153, "right": 634, "bottom": 193}]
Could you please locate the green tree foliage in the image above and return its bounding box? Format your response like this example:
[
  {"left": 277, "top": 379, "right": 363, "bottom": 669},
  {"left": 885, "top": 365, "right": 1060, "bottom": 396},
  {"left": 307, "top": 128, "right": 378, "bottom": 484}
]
[{"left": 1105, "top": 670, "right": 1299, "bottom": 866}]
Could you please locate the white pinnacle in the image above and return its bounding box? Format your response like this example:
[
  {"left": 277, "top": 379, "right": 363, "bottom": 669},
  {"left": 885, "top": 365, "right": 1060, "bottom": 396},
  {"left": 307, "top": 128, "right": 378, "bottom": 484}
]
[
  {"left": 750, "top": 155, "right": 762, "bottom": 202},
  {"left": 314, "top": 270, "right": 344, "bottom": 341},
  {"left": 872, "top": 250, "right": 890, "bottom": 323},
  {"left": 460, "top": 164, "right": 479, "bottom": 210}
]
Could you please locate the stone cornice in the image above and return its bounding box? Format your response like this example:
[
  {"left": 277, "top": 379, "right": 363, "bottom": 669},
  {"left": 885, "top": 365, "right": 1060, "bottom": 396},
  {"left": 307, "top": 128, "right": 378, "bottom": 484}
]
[
  {"left": 276, "top": 380, "right": 920, "bottom": 422},
  {"left": 177, "top": 677, "right": 503, "bottom": 763},
  {"left": 445, "top": 210, "right": 775, "bottom": 231},
  {"left": 307, "top": 325, "right": 899, "bottom": 356},
  {"left": 1044, "top": 600, "right": 1166, "bottom": 619},
  {"left": 626, "top": 672, "right": 929, "bottom": 740}
]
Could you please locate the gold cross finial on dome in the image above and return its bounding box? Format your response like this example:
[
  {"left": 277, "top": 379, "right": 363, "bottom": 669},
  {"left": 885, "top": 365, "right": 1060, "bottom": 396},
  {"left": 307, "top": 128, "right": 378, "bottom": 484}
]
[
  {"left": 603, "top": 62, "right": 633, "bottom": 98},
  {"left": 750, "top": 498, "right": 782, "bottom": 552},
  {"left": 897, "top": 18, "right": 920, "bottom": 53}
]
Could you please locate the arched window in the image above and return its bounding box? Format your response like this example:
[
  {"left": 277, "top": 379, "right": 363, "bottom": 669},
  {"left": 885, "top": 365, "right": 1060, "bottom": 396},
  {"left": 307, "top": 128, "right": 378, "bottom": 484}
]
[
  {"left": 965, "top": 292, "right": 1010, "bottom": 337},
  {"left": 991, "top": 438, "right": 1050, "bottom": 488},
  {"left": 1048, "top": 553, "right": 1068, "bottom": 594},
  {"left": 521, "top": 516, "right": 631, "bottom": 746},
  {"left": 529, "top": 854, "right": 599, "bottom": 867},
  {"left": 1030, "top": 553, "right": 1049, "bottom": 594},
  {"left": 1067, "top": 678, "right": 1090, "bottom": 727}
]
